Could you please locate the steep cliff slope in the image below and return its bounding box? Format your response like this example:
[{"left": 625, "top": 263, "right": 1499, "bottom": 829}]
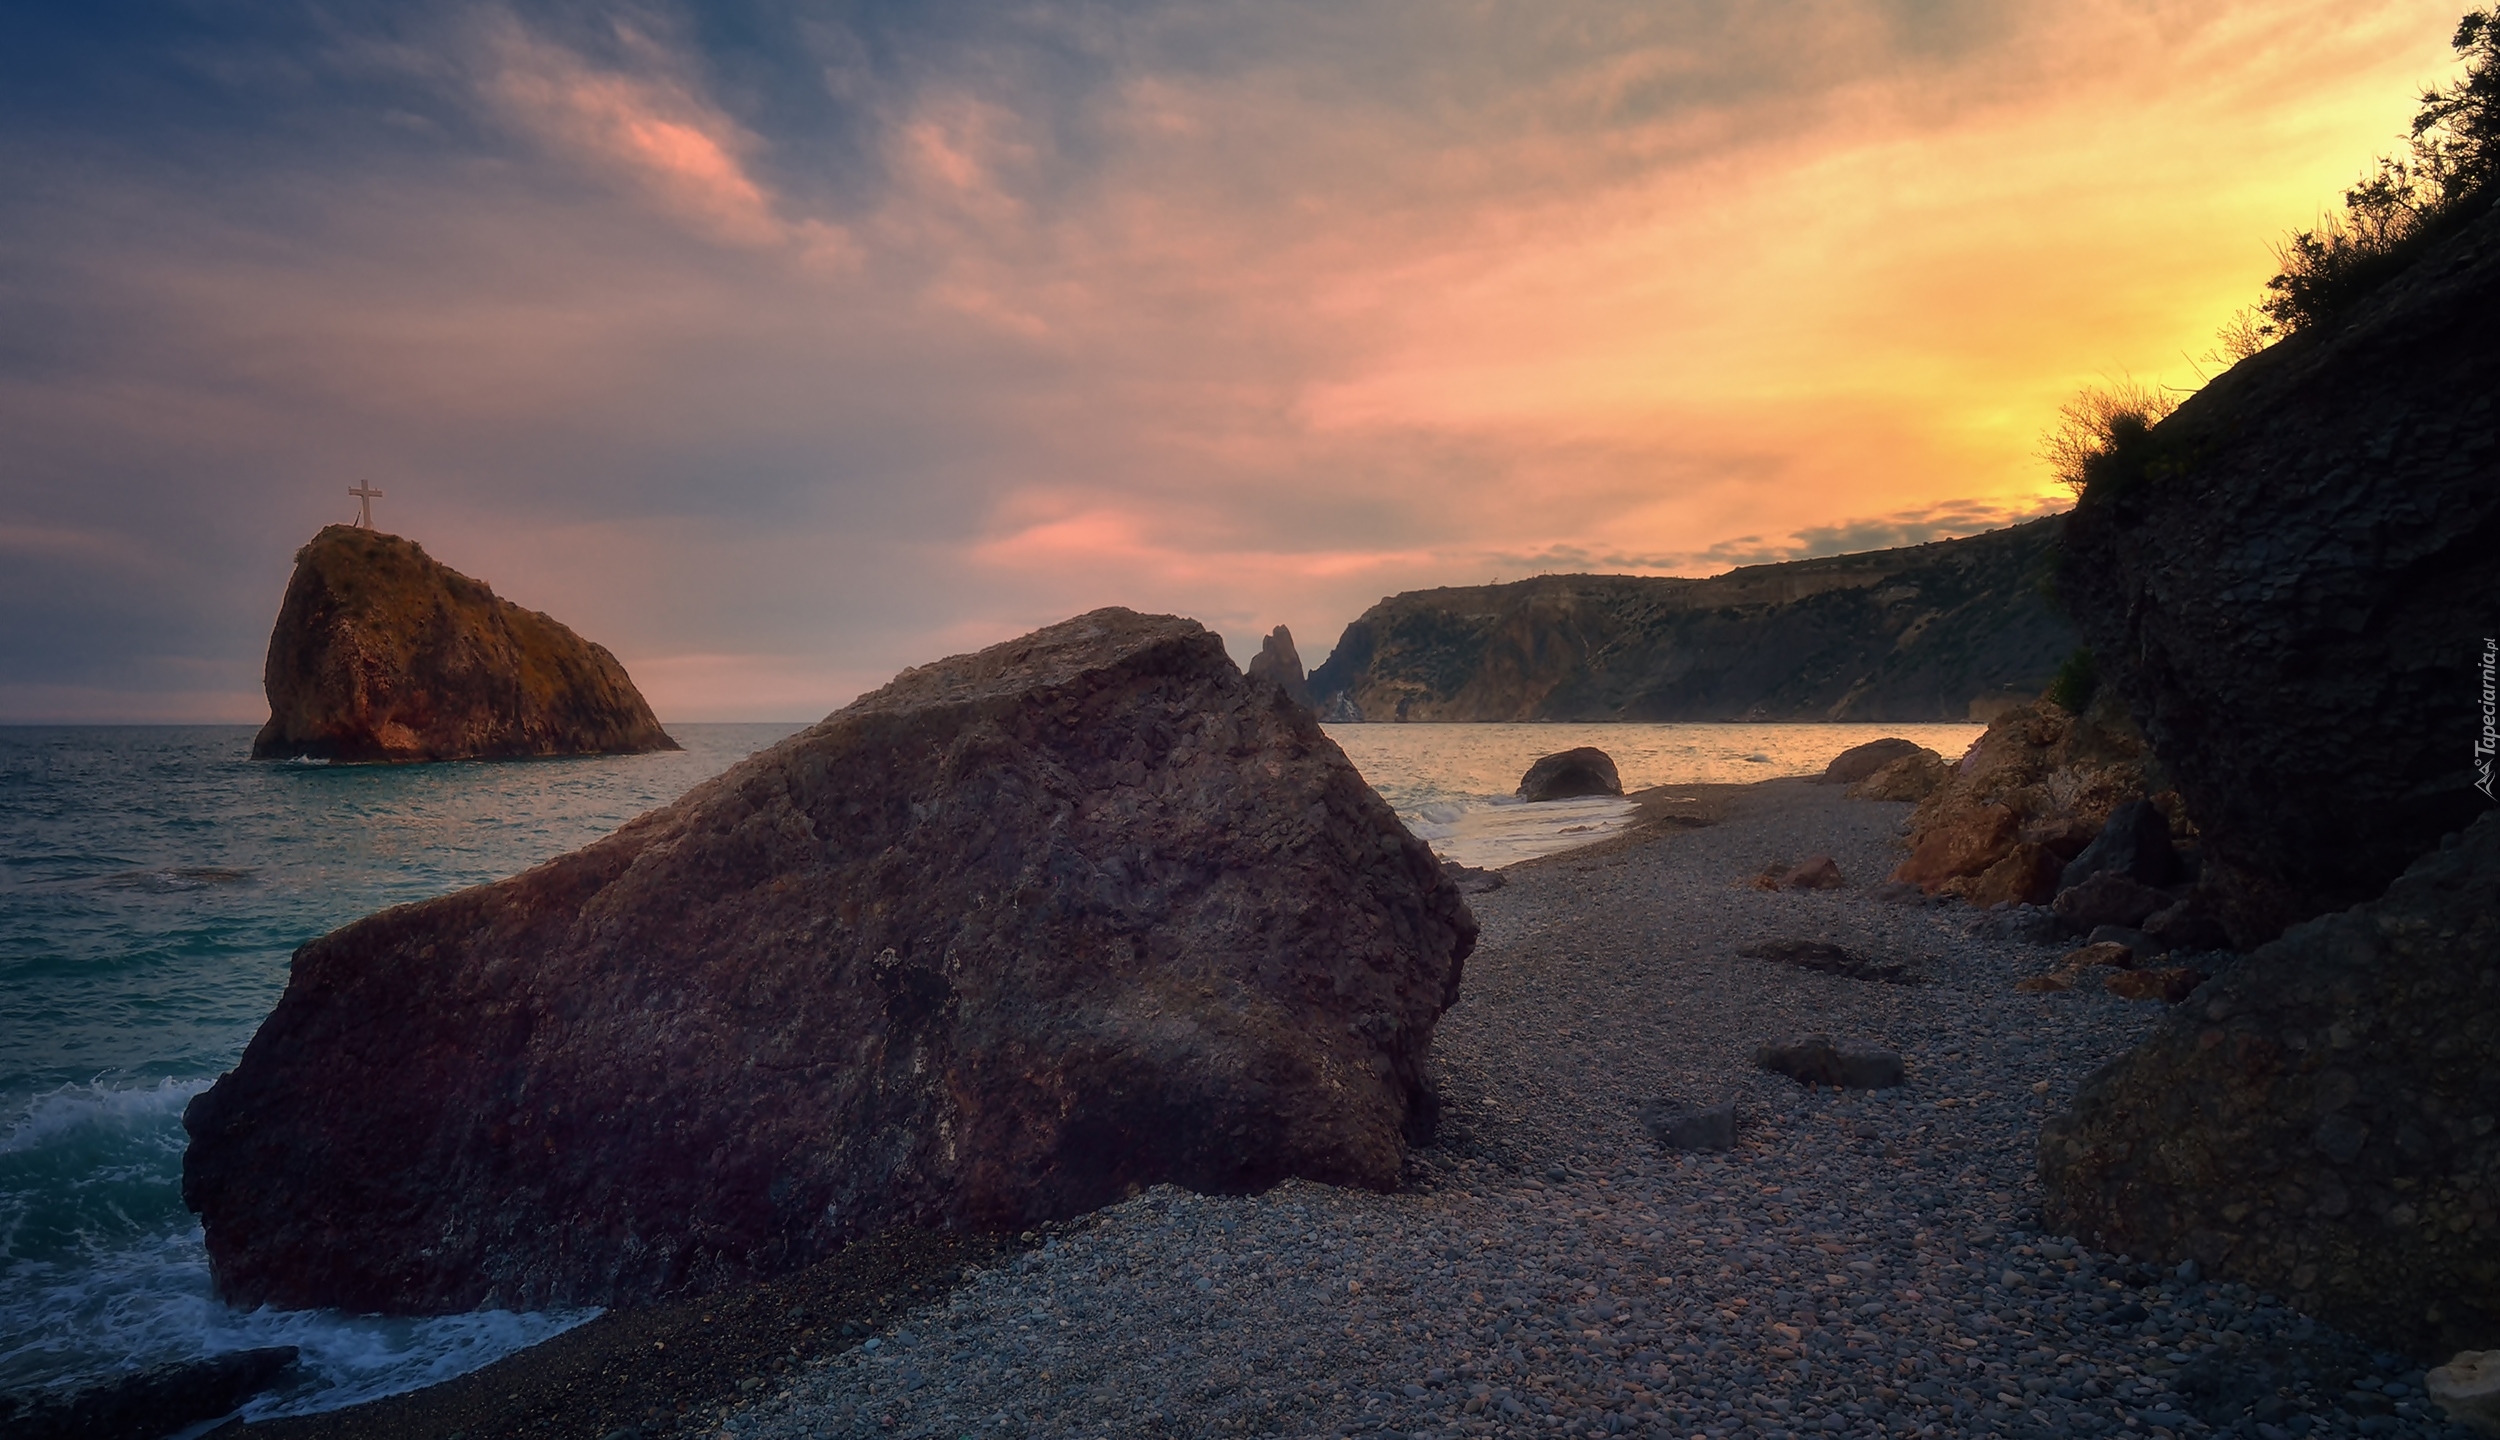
[
  {"left": 252, "top": 526, "right": 676, "bottom": 763},
  {"left": 1307, "top": 519, "right": 2072, "bottom": 721},
  {"left": 2061, "top": 200, "right": 2500, "bottom": 945}
]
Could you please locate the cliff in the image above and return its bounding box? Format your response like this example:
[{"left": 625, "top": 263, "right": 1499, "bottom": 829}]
[
  {"left": 2060, "top": 199, "right": 2500, "bottom": 946},
  {"left": 187, "top": 610, "right": 1471, "bottom": 1313},
  {"left": 250, "top": 526, "right": 677, "bottom": 763},
  {"left": 1305, "top": 518, "right": 2073, "bottom": 722}
]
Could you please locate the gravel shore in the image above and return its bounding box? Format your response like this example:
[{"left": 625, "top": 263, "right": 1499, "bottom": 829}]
[{"left": 701, "top": 778, "right": 2469, "bottom": 1440}]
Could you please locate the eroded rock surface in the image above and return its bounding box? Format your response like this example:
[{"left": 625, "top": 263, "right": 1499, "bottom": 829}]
[
  {"left": 251, "top": 526, "right": 676, "bottom": 762},
  {"left": 1246, "top": 625, "right": 1314, "bottom": 710},
  {"left": 2060, "top": 202, "right": 2500, "bottom": 946},
  {"left": 1888, "top": 695, "right": 2159, "bottom": 905},
  {"left": 1517, "top": 747, "right": 1623, "bottom": 801},
  {"left": 2041, "top": 812, "right": 2500, "bottom": 1356},
  {"left": 186, "top": 609, "right": 1475, "bottom": 1314}
]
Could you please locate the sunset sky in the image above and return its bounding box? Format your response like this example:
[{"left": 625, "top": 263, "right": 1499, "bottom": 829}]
[{"left": 0, "top": 0, "right": 2473, "bottom": 722}]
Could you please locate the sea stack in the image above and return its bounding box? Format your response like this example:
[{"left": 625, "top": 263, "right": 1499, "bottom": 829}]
[
  {"left": 1246, "top": 624, "right": 1314, "bottom": 710},
  {"left": 185, "top": 609, "right": 1475, "bottom": 1314},
  {"left": 250, "top": 525, "right": 677, "bottom": 762}
]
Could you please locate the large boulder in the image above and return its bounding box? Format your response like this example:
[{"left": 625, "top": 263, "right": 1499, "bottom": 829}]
[
  {"left": 2041, "top": 812, "right": 2500, "bottom": 1357},
  {"left": 184, "top": 609, "right": 1476, "bottom": 1314},
  {"left": 1817, "top": 737, "right": 1926, "bottom": 785},
  {"left": 1517, "top": 747, "right": 1623, "bottom": 801},
  {"left": 251, "top": 526, "right": 677, "bottom": 762},
  {"left": 1246, "top": 624, "right": 1314, "bottom": 710},
  {"left": 2059, "top": 202, "right": 2500, "bottom": 946},
  {"left": 1846, "top": 749, "right": 1950, "bottom": 802},
  {"left": 1888, "top": 695, "right": 2154, "bottom": 897}
]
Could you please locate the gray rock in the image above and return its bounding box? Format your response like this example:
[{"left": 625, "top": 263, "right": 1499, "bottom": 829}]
[
  {"left": 1754, "top": 1035, "right": 1905, "bottom": 1090},
  {"left": 2058, "top": 798, "right": 2183, "bottom": 892},
  {"left": 1736, "top": 940, "right": 1911, "bottom": 984},
  {"left": 2042, "top": 809, "right": 2500, "bottom": 1357},
  {"left": 1640, "top": 1097, "right": 1736, "bottom": 1151},
  {"left": 2051, "top": 871, "right": 2172, "bottom": 931},
  {"left": 0, "top": 1346, "right": 298, "bottom": 1440}
]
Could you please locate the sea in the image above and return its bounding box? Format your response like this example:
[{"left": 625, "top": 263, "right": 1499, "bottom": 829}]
[{"left": 0, "top": 718, "right": 1978, "bottom": 1417}]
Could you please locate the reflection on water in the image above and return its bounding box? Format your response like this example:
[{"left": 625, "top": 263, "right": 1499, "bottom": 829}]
[{"left": 1324, "top": 721, "right": 1982, "bottom": 869}]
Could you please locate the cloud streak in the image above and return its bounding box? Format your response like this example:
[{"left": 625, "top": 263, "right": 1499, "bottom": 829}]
[{"left": 0, "top": 0, "right": 2474, "bottom": 719}]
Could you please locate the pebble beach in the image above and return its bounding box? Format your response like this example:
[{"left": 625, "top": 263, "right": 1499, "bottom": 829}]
[{"left": 683, "top": 777, "right": 2464, "bottom": 1440}]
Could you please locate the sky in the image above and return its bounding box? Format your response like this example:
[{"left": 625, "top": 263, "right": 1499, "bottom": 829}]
[{"left": 0, "top": 0, "right": 2475, "bottom": 722}]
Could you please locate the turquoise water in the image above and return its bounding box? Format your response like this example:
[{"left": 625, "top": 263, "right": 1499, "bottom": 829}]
[
  {"left": 0, "top": 718, "right": 1975, "bottom": 1417},
  {"left": 0, "top": 724, "right": 804, "bottom": 1416}
]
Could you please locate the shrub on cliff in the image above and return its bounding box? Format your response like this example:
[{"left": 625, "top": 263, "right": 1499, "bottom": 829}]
[
  {"left": 2263, "top": 9, "right": 2498, "bottom": 334},
  {"left": 2040, "top": 381, "right": 2180, "bottom": 501}
]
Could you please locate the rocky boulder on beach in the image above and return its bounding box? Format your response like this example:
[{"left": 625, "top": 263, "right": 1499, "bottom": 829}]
[
  {"left": 1517, "top": 747, "right": 1623, "bottom": 802},
  {"left": 1815, "top": 736, "right": 1925, "bottom": 786},
  {"left": 2059, "top": 199, "right": 2500, "bottom": 947},
  {"left": 1887, "top": 693, "right": 2160, "bottom": 905},
  {"left": 2042, "top": 812, "right": 2500, "bottom": 1357},
  {"left": 185, "top": 608, "right": 1476, "bottom": 1314},
  {"left": 250, "top": 525, "right": 677, "bottom": 763}
]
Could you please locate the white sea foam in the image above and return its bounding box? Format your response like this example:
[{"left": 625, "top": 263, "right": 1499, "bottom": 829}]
[{"left": 0, "top": 1077, "right": 209, "bottom": 1156}]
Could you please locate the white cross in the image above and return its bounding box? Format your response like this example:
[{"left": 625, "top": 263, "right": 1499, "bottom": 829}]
[{"left": 349, "top": 482, "right": 384, "bottom": 529}]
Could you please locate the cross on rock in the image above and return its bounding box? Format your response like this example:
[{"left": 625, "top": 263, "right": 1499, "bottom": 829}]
[{"left": 349, "top": 482, "right": 384, "bottom": 529}]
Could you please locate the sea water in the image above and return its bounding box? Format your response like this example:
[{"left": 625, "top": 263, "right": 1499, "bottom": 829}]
[
  {"left": 1327, "top": 721, "right": 1981, "bottom": 869},
  {"left": 0, "top": 717, "right": 1977, "bottom": 1416},
  {"left": 0, "top": 724, "right": 805, "bottom": 1417}
]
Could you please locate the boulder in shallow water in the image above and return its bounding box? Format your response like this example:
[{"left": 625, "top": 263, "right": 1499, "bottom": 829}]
[
  {"left": 1516, "top": 747, "right": 1622, "bottom": 801},
  {"left": 251, "top": 526, "right": 676, "bottom": 762},
  {"left": 185, "top": 608, "right": 1476, "bottom": 1314}
]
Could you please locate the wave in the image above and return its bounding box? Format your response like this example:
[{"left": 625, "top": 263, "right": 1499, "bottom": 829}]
[{"left": 0, "top": 1077, "right": 209, "bottom": 1157}]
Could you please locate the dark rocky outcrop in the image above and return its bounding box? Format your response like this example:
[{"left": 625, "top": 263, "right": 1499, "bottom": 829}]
[
  {"left": 1817, "top": 737, "right": 1927, "bottom": 785},
  {"left": 1306, "top": 517, "right": 2073, "bottom": 721},
  {"left": 2059, "top": 798, "right": 2186, "bottom": 891},
  {"left": 2041, "top": 812, "right": 2500, "bottom": 1357},
  {"left": 1517, "top": 747, "right": 1623, "bottom": 801},
  {"left": 251, "top": 526, "right": 677, "bottom": 763},
  {"left": 2060, "top": 200, "right": 2500, "bottom": 947},
  {"left": 185, "top": 609, "right": 1475, "bottom": 1314},
  {"left": 0, "top": 1346, "right": 298, "bottom": 1440},
  {"left": 1245, "top": 625, "right": 1314, "bottom": 710}
]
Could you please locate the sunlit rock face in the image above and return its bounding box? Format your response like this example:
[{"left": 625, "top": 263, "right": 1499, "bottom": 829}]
[
  {"left": 251, "top": 525, "right": 677, "bottom": 763},
  {"left": 187, "top": 608, "right": 1474, "bottom": 1314},
  {"left": 2059, "top": 203, "right": 2500, "bottom": 948}
]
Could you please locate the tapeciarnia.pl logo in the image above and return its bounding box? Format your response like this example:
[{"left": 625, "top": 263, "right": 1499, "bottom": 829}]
[{"left": 2480, "top": 637, "right": 2497, "bottom": 801}]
